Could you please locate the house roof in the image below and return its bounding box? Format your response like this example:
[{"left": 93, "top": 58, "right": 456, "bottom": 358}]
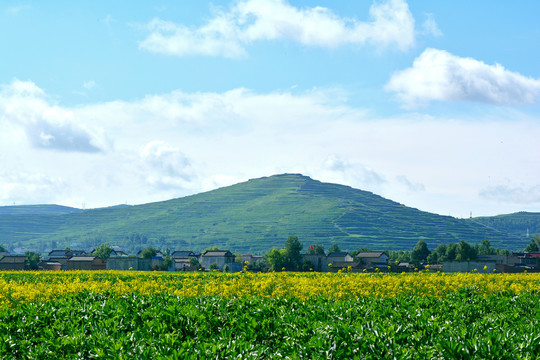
[
  {"left": 69, "top": 256, "right": 97, "bottom": 262},
  {"left": 49, "top": 249, "right": 72, "bottom": 257},
  {"left": 0, "top": 255, "right": 26, "bottom": 263},
  {"left": 327, "top": 252, "right": 350, "bottom": 257},
  {"left": 171, "top": 250, "right": 194, "bottom": 257},
  {"left": 202, "top": 250, "right": 233, "bottom": 257},
  {"left": 356, "top": 251, "right": 386, "bottom": 258}
]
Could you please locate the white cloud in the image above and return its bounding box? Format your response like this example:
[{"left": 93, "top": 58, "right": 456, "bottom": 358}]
[
  {"left": 5, "top": 4, "right": 33, "bottom": 16},
  {"left": 1, "top": 79, "right": 539, "bottom": 218},
  {"left": 396, "top": 175, "right": 425, "bottom": 192},
  {"left": 140, "top": 141, "right": 196, "bottom": 190},
  {"left": 0, "top": 79, "right": 108, "bottom": 153},
  {"left": 316, "top": 154, "right": 386, "bottom": 191},
  {"left": 83, "top": 80, "right": 96, "bottom": 90},
  {"left": 386, "top": 48, "right": 540, "bottom": 107},
  {"left": 480, "top": 184, "right": 540, "bottom": 204},
  {"left": 139, "top": 0, "right": 415, "bottom": 58},
  {"left": 421, "top": 13, "right": 442, "bottom": 37},
  {"left": 0, "top": 171, "right": 66, "bottom": 205}
]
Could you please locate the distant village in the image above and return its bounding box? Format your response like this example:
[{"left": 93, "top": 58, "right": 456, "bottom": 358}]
[{"left": 1, "top": 241, "right": 539, "bottom": 273}]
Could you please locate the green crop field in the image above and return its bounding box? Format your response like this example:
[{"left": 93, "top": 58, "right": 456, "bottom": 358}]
[{"left": 1, "top": 270, "right": 539, "bottom": 359}]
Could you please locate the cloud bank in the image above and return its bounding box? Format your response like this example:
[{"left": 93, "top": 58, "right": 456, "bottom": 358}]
[
  {"left": 139, "top": 0, "right": 415, "bottom": 58},
  {"left": 0, "top": 80, "right": 107, "bottom": 153},
  {"left": 386, "top": 48, "right": 540, "bottom": 107}
]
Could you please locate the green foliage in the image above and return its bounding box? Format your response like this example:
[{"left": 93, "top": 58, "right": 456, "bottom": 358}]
[
  {"left": 93, "top": 243, "right": 113, "bottom": 260},
  {"left": 204, "top": 246, "right": 220, "bottom": 252},
  {"left": 327, "top": 243, "right": 341, "bottom": 254},
  {"left": 189, "top": 257, "right": 200, "bottom": 268},
  {"left": 478, "top": 239, "right": 496, "bottom": 255},
  {"left": 24, "top": 251, "right": 40, "bottom": 270},
  {"left": 266, "top": 247, "right": 284, "bottom": 271},
  {"left": 306, "top": 244, "right": 325, "bottom": 255},
  {"left": 140, "top": 247, "right": 157, "bottom": 259},
  {"left": 388, "top": 250, "right": 410, "bottom": 264},
  {"left": 456, "top": 240, "right": 477, "bottom": 261},
  {"left": 524, "top": 234, "right": 540, "bottom": 253},
  {"left": 0, "top": 244, "right": 6, "bottom": 253},
  {"left": 160, "top": 256, "right": 172, "bottom": 271},
  {"left": 410, "top": 240, "right": 430, "bottom": 266},
  {"left": 525, "top": 238, "right": 539, "bottom": 253},
  {"left": 283, "top": 236, "right": 303, "bottom": 271},
  {"left": 209, "top": 263, "right": 218, "bottom": 270},
  {"left": 1, "top": 291, "right": 539, "bottom": 359}
]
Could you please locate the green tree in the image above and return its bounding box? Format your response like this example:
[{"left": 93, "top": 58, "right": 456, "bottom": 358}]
[
  {"left": 456, "top": 240, "right": 477, "bottom": 261},
  {"left": 0, "top": 245, "right": 7, "bottom": 253},
  {"left": 93, "top": 244, "right": 113, "bottom": 260},
  {"left": 327, "top": 243, "right": 341, "bottom": 254},
  {"left": 209, "top": 263, "right": 218, "bottom": 270},
  {"left": 433, "top": 244, "right": 448, "bottom": 262},
  {"left": 24, "top": 251, "right": 40, "bottom": 270},
  {"left": 306, "top": 244, "right": 325, "bottom": 255},
  {"left": 204, "top": 246, "right": 220, "bottom": 252},
  {"left": 189, "top": 257, "right": 200, "bottom": 268},
  {"left": 283, "top": 236, "right": 303, "bottom": 271},
  {"left": 140, "top": 247, "right": 158, "bottom": 259},
  {"left": 160, "top": 256, "right": 172, "bottom": 271},
  {"left": 478, "top": 239, "right": 496, "bottom": 255},
  {"left": 266, "top": 247, "right": 286, "bottom": 271},
  {"left": 410, "top": 240, "right": 430, "bottom": 266},
  {"left": 525, "top": 238, "right": 539, "bottom": 253},
  {"left": 445, "top": 243, "right": 458, "bottom": 261}
]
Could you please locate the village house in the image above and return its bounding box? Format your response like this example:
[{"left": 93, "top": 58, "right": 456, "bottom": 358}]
[
  {"left": 174, "top": 258, "right": 192, "bottom": 271},
  {"left": 106, "top": 257, "right": 151, "bottom": 271},
  {"left": 0, "top": 254, "right": 26, "bottom": 270},
  {"left": 329, "top": 261, "right": 363, "bottom": 273},
  {"left": 355, "top": 251, "right": 389, "bottom": 268},
  {"left": 302, "top": 253, "right": 328, "bottom": 272},
  {"left": 241, "top": 254, "right": 264, "bottom": 264},
  {"left": 66, "top": 256, "right": 106, "bottom": 271},
  {"left": 48, "top": 249, "right": 87, "bottom": 270},
  {"left": 201, "top": 250, "right": 235, "bottom": 270},
  {"left": 171, "top": 250, "right": 199, "bottom": 259},
  {"left": 38, "top": 260, "right": 62, "bottom": 271},
  {"left": 327, "top": 252, "right": 354, "bottom": 263}
]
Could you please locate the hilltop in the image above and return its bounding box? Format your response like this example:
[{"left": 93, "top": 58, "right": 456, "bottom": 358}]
[{"left": 0, "top": 174, "right": 527, "bottom": 254}]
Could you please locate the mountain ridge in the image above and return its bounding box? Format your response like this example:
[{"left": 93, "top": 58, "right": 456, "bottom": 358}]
[{"left": 0, "top": 174, "right": 530, "bottom": 253}]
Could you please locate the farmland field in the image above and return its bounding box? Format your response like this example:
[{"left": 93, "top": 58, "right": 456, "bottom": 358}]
[{"left": 1, "top": 271, "right": 539, "bottom": 359}]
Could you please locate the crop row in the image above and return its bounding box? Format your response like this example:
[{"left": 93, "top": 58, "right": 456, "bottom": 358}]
[
  {"left": 2, "top": 271, "right": 540, "bottom": 308},
  {"left": 0, "top": 290, "right": 539, "bottom": 359}
]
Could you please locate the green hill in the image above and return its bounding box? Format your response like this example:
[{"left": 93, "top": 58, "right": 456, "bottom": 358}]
[
  {"left": 0, "top": 204, "right": 82, "bottom": 215},
  {"left": 469, "top": 212, "right": 540, "bottom": 239},
  {"left": 0, "top": 174, "right": 526, "bottom": 254}
]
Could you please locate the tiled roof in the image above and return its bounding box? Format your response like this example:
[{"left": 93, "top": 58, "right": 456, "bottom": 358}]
[
  {"left": 203, "top": 250, "right": 233, "bottom": 257},
  {"left": 328, "top": 252, "right": 350, "bottom": 257},
  {"left": 0, "top": 255, "right": 26, "bottom": 263},
  {"left": 356, "top": 251, "right": 385, "bottom": 258},
  {"left": 69, "top": 256, "right": 97, "bottom": 262}
]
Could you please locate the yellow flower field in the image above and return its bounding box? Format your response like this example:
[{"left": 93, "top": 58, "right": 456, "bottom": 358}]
[{"left": 1, "top": 270, "right": 540, "bottom": 308}]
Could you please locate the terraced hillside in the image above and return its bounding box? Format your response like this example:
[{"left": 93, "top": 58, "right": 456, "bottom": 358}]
[
  {"left": 469, "top": 212, "right": 540, "bottom": 239},
  {"left": 0, "top": 174, "right": 525, "bottom": 254}
]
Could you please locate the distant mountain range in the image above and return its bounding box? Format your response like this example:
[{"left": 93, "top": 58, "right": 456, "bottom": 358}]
[{"left": 0, "top": 174, "right": 536, "bottom": 254}]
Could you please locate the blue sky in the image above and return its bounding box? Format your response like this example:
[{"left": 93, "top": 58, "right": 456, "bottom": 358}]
[{"left": 1, "top": 0, "right": 539, "bottom": 218}]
